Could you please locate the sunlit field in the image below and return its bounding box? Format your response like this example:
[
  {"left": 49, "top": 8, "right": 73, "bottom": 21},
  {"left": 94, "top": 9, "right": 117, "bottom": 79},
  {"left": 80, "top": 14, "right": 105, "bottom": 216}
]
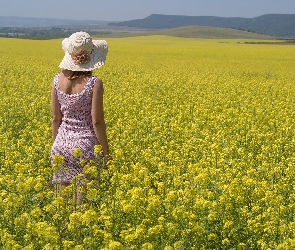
[{"left": 1, "top": 35, "right": 295, "bottom": 249}]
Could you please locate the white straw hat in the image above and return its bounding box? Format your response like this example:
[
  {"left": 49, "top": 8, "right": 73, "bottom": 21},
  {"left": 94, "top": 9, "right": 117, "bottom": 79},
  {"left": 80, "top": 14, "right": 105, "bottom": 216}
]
[{"left": 59, "top": 31, "right": 108, "bottom": 71}]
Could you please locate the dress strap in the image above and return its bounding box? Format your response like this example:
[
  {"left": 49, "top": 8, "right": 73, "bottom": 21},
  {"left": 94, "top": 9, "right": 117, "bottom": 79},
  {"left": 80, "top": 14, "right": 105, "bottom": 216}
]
[
  {"left": 89, "top": 76, "right": 97, "bottom": 88},
  {"left": 53, "top": 73, "right": 59, "bottom": 93},
  {"left": 85, "top": 76, "right": 97, "bottom": 93}
]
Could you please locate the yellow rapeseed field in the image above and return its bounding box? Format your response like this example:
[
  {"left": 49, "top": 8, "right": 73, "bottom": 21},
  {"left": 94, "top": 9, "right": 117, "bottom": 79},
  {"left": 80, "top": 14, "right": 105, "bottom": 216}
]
[{"left": 1, "top": 35, "right": 295, "bottom": 249}]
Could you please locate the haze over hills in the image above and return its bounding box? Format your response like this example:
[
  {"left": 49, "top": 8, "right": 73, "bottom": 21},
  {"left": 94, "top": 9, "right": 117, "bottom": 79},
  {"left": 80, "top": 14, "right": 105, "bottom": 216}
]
[
  {"left": 109, "top": 14, "right": 295, "bottom": 38},
  {"left": 0, "top": 16, "right": 110, "bottom": 27},
  {"left": 0, "top": 14, "right": 295, "bottom": 39}
]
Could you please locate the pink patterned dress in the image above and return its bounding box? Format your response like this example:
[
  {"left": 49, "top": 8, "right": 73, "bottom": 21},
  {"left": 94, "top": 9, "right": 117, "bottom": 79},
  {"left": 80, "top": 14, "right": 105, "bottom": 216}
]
[{"left": 51, "top": 73, "right": 99, "bottom": 184}]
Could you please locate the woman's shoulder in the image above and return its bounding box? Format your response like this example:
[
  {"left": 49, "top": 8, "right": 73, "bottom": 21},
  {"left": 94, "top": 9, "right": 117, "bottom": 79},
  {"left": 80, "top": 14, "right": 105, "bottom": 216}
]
[
  {"left": 93, "top": 77, "right": 103, "bottom": 87},
  {"left": 91, "top": 77, "right": 103, "bottom": 94},
  {"left": 91, "top": 76, "right": 103, "bottom": 86}
]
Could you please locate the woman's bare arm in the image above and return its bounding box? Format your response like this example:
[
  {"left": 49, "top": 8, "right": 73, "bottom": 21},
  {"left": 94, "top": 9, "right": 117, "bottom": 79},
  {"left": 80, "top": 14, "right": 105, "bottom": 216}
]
[
  {"left": 91, "top": 78, "right": 109, "bottom": 156},
  {"left": 51, "top": 82, "right": 62, "bottom": 141}
]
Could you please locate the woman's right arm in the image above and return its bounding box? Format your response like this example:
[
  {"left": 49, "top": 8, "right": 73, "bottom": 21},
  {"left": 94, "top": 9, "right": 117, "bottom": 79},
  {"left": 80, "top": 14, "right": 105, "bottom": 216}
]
[
  {"left": 91, "top": 78, "right": 109, "bottom": 157},
  {"left": 51, "top": 82, "right": 62, "bottom": 141}
]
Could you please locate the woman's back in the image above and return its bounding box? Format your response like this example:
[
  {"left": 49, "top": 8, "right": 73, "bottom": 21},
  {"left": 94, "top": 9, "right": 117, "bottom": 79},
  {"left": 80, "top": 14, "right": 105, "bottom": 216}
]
[
  {"left": 57, "top": 70, "right": 90, "bottom": 95},
  {"left": 54, "top": 72, "right": 96, "bottom": 126}
]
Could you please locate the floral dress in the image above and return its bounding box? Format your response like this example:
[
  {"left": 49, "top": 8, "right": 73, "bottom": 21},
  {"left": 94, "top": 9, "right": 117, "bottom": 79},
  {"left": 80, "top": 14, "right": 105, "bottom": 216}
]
[{"left": 51, "top": 73, "right": 99, "bottom": 184}]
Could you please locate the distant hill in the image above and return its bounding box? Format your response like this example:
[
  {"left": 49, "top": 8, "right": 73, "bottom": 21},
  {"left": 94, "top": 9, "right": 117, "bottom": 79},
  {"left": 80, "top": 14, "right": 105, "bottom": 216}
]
[
  {"left": 108, "top": 14, "right": 295, "bottom": 38},
  {"left": 0, "top": 16, "right": 110, "bottom": 27},
  {"left": 152, "top": 26, "right": 276, "bottom": 39}
]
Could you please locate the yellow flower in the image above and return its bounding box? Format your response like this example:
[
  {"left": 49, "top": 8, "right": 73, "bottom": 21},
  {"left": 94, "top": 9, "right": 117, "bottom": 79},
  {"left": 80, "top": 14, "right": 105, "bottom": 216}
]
[
  {"left": 52, "top": 155, "right": 64, "bottom": 173},
  {"left": 173, "top": 241, "right": 184, "bottom": 249},
  {"left": 108, "top": 241, "right": 123, "bottom": 250},
  {"left": 73, "top": 148, "right": 83, "bottom": 158},
  {"left": 148, "top": 225, "right": 164, "bottom": 237},
  {"left": 83, "top": 164, "right": 98, "bottom": 178},
  {"left": 62, "top": 240, "right": 75, "bottom": 250},
  {"left": 208, "top": 233, "right": 217, "bottom": 241},
  {"left": 141, "top": 243, "right": 154, "bottom": 250},
  {"left": 222, "top": 238, "right": 230, "bottom": 245},
  {"left": 94, "top": 144, "right": 103, "bottom": 156},
  {"left": 73, "top": 245, "right": 84, "bottom": 250},
  {"left": 114, "top": 149, "right": 124, "bottom": 159},
  {"left": 81, "top": 209, "right": 98, "bottom": 226}
]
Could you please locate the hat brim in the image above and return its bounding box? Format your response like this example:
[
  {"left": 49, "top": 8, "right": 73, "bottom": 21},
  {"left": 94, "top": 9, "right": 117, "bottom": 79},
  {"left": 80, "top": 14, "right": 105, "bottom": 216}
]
[{"left": 59, "top": 40, "right": 108, "bottom": 71}]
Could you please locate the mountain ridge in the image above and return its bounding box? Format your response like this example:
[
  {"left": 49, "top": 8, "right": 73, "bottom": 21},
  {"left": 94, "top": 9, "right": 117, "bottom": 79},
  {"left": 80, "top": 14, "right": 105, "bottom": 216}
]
[{"left": 108, "top": 14, "right": 295, "bottom": 38}]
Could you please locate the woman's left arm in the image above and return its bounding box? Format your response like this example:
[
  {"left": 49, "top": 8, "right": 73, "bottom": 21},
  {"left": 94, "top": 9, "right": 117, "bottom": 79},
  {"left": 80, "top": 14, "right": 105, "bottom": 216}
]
[{"left": 51, "top": 82, "right": 62, "bottom": 141}]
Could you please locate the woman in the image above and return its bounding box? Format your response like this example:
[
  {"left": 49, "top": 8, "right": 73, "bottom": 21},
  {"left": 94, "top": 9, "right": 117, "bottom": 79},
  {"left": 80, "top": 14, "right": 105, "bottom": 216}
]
[{"left": 50, "top": 31, "right": 109, "bottom": 203}]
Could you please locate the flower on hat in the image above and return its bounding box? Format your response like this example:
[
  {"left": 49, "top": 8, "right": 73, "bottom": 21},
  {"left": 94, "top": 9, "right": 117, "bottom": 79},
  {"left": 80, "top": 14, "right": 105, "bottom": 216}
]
[{"left": 71, "top": 49, "right": 91, "bottom": 65}]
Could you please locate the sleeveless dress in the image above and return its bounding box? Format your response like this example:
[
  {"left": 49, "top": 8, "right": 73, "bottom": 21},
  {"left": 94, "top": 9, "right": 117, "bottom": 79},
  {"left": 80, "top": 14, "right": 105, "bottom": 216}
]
[{"left": 51, "top": 73, "right": 99, "bottom": 184}]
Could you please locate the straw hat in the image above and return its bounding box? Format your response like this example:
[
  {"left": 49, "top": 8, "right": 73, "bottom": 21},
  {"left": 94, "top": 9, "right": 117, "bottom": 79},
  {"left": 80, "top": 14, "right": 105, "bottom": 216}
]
[{"left": 59, "top": 31, "right": 108, "bottom": 71}]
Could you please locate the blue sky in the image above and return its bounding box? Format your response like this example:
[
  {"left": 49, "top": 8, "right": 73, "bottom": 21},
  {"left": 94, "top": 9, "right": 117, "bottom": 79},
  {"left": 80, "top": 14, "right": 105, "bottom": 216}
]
[{"left": 1, "top": 0, "right": 295, "bottom": 21}]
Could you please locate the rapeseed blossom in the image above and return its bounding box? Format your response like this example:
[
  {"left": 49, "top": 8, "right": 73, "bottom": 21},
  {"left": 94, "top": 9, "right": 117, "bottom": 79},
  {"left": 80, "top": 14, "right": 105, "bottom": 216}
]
[{"left": 1, "top": 36, "right": 295, "bottom": 249}]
